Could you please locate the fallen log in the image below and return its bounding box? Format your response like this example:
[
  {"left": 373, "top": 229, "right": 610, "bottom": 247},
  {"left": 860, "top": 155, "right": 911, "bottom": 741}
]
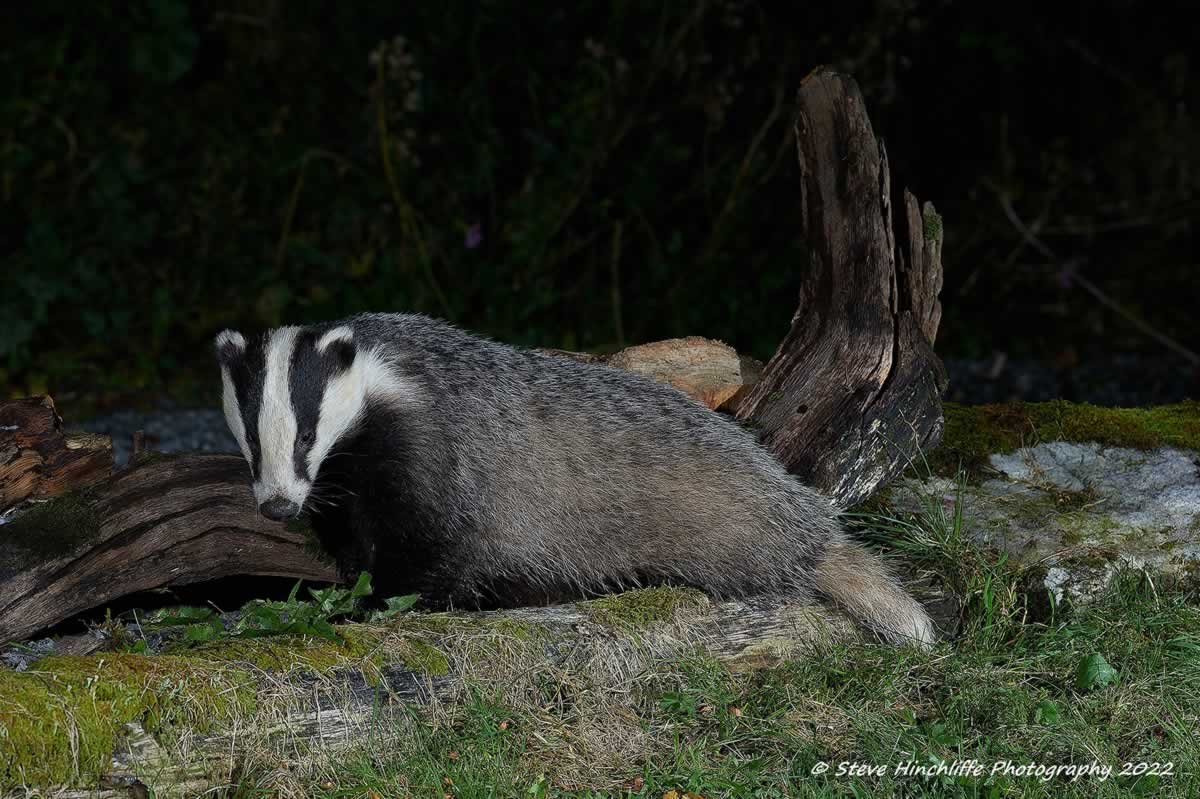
[
  {"left": 5, "top": 589, "right": 859, "bottom": 798},
  {"left": 542, "top": 336, "right": 762, "bottom": 412},
  {"left": 0, "top": 424, "right": 339, "bottom": 643}
]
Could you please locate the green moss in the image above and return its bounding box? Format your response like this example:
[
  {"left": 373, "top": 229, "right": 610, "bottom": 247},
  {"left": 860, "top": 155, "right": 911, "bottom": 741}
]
[
  {"left": 483, "top": 618, "right": 542, "bottom": 641},
  {"left": 187, "top": 627, "right": 385, "bottom": 673},
  {"left": 192, "top": 619, "right": 450, "bottom": 676},
  {"left": 0, "top": 653, "right": 256, "bottom": 789},
  {"left": 922, "top": 208, "right": 943, "bottom": 242},
  {"left": 285, "top": 515, "right": 314, "bottom": 536},
  {"left": 931, "top": 401, "right": 1200, "bottom": 477},
  {"left": 397, "top": 639, "right": 451, "bottom": 676},
  {"left": 1005, "top": 492, "right": 1058, "bottom": 530},
  {"left": 848, "top": 486, "right": 894, "bottom": 516},
  {"left": 1056, "top": 510, "right": 1121, "bottom": 547},
  {"left": 582, "top": 586, "right": 707, "bottom": 630},
  {"left": 284, "top": 514, "right": 336, "bottom": 563},
  {"left": 0, "top": 627, "right": 422, "bottom": 789},
  {"left": 1057, "top": 547, "right": 1119, "bottom": 572},
  {"left": 4, "top": 492, "right": 102, "bottom": 564},
  {"left": 389, "top": 611, "right": 468, "bottom": 637}
]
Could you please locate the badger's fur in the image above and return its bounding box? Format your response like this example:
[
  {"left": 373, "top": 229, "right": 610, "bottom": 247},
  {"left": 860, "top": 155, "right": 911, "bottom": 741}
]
[{"left": 216, "top": 313, "right": 935, "bottom": 646}]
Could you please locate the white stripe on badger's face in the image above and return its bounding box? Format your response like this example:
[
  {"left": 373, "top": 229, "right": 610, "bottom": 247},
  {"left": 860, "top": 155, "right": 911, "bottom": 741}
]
[
  {"left": 307, "top": 327, "right": 365, "bottom": 480},
  {"left": 216, "top": 329, "right": 252, "bottom": 466},
  {"left": 255, "top": 326, "right": 309, "bottom": 507},
  {"left": 316, "top": 325, "right": 354, "bottom": 354}
]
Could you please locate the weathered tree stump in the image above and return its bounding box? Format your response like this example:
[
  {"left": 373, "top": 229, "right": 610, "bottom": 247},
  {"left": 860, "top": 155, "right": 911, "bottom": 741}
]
[{"left": 734, "top": 68, "right": 946, "bottom": 508}]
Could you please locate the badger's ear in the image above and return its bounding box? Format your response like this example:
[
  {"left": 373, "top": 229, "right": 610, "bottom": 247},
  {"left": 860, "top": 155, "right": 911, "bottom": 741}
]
[
  {"left": 214, "top": 329, "right": 246, "bottom": 367},
  {"left": 316, "top": 326, "right": 356, "bottom": 371}
]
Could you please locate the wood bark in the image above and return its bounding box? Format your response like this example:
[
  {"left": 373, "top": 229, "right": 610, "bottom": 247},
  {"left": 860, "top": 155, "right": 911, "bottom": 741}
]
[
  {"left": 0, "top": 396, "right": 112, "bottom": 510},
  {"left": 733, "top": 69, "right": 946, "bottom": 508},
  {"left": 0, "top": 441, "right": 339, "bottom": 643}
]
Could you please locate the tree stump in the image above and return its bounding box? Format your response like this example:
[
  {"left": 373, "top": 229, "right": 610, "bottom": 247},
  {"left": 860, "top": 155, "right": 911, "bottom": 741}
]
[{"left": 734, "top": 68, "right": 946, "bottom": 508}]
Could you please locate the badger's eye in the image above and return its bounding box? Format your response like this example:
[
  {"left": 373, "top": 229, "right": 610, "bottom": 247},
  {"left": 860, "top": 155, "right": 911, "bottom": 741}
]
[{"left": 298, "top": 430, "right": 315, "bottom": 448}]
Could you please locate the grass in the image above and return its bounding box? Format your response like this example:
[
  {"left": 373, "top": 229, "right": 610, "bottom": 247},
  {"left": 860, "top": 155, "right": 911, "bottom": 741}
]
[{"left": 223, "top": 477, "right": 1200, "bottom": 798}]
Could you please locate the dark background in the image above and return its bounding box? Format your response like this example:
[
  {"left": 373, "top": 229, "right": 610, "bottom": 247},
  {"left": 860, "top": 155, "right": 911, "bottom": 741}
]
[{"left": 3, "top": 0, "right": 1196, "bottom": 411}]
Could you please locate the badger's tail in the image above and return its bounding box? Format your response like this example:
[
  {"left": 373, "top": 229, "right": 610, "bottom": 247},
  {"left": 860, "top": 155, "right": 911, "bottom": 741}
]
[{"left": 812, "top": 541, "right": 937, "bottom": 647}]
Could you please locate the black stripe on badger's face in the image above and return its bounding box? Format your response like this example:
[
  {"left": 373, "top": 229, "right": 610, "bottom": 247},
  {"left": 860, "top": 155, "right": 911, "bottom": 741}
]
[
  {"left": 288, "top": 328, "right": 358, "bottom": 482},
  {"left": 216, "top": 325, "right": 362, "bottom": 516}
]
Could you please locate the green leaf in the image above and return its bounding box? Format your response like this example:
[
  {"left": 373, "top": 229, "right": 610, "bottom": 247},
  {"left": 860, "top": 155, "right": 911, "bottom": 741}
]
[
  {"left": 306, "top": 618, "right": 341, "bottom": 642},
  {"left": 370, "top": 593, "right": 420, "bottom": 621},
  {"left": 308, "top": 585, "right": 355, "bottom": 617},
  {"left": 350, "top": 571, "right": 374, "bottom": 599},
  {"left": 1075, "top": 653, "right": 1118, "bottom": 691},
  {"left": 237, "top": 603, "right": 286, "bottom": 634},
  {"left": 183, "top": 619, "right": 222, "bottom": 642},
  {"left": 1034, "top": 700, "right": 1060, "bottom": 724}
]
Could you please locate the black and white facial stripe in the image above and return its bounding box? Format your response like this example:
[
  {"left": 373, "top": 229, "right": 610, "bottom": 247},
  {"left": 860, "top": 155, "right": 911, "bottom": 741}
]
[
  {"left": 288, "top": 328, "right": 357, "bottom": 482},
  {"left": 216, "top": 325, "right": 367, "bottom": 518}
]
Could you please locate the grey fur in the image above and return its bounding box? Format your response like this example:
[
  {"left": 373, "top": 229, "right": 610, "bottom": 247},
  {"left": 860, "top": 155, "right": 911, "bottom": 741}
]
[{"left": 218, "top": 312, "right": 936, "bottom": 646}]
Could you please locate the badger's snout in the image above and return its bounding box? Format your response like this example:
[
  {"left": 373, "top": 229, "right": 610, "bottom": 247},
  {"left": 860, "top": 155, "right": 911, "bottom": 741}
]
[{"left": 259, "top": 497, "right": 301, "bottom": 521}]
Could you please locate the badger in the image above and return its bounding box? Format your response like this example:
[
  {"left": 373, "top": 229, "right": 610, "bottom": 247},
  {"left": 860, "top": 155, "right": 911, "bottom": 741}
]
[{"left": 215, "top": 312, "right": 935, "bottom": 646}]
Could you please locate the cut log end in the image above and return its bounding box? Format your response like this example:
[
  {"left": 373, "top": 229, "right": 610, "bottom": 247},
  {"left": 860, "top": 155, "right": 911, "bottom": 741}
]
[{"left": 0, "top": 396, "right": 113, "bottom": 511}]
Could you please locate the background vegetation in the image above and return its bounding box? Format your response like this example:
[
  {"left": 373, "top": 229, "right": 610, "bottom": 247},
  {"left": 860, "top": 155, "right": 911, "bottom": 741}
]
[{"left": 2, "top": 0, "right": 1195, "bottom": 401}]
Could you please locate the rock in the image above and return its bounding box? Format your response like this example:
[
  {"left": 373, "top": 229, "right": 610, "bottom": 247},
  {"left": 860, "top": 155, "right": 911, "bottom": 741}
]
[
  {"left": 0, "top": 637, "right": 56, "bottom": 671},
  {"left": 891, "top": 441, "right": 1200, "bottom": 603}
]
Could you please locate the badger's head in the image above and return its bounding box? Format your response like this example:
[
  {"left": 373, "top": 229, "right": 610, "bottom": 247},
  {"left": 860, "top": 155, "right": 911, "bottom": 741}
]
[{"left": 215, "top": 325, "right": 367, "bottom": 520}]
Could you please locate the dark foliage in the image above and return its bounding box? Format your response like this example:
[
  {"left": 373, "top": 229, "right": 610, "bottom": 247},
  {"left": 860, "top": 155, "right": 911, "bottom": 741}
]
[{"left": 2, "top": 0, "right": 1195, "bottom": 398}]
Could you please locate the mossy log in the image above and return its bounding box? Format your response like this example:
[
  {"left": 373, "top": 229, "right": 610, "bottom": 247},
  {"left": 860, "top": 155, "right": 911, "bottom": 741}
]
[{"left": 3, "top": 587, "right": 860, "bottom": 798}]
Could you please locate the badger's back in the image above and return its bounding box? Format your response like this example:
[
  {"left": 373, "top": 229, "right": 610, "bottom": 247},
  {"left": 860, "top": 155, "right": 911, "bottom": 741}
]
[{"left": 315, "top": 313, "right": 934, "bottom": 646}]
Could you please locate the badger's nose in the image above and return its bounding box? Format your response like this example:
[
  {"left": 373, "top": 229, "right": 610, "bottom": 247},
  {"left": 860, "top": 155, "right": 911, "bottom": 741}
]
[{"left": 259, "top": 497, "right": 301, "bottom": 521}]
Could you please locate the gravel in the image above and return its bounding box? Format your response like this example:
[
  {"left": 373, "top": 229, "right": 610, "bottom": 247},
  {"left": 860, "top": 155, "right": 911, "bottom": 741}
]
[{"left": 73, "top": 407, "right": 239, "bottom": 466}]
